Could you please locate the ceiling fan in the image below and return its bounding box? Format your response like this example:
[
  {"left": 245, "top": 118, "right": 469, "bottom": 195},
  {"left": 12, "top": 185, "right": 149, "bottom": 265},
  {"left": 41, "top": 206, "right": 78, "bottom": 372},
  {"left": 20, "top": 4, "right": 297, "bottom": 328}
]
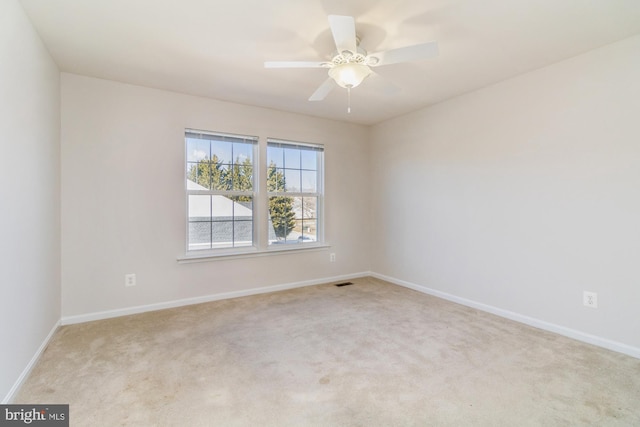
[{"left": 264, "top": 15, "right": 438, "bottom": 111}]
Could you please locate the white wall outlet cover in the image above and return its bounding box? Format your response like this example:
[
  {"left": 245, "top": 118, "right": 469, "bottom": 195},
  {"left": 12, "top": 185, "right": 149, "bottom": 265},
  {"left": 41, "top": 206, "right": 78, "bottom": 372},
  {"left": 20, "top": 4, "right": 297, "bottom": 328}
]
[
  {"left": 583, "top": 291, "right": 597, "bottom": 308},
  {"left": 125, "top": 273, "right": 136, "bottom": 287}
]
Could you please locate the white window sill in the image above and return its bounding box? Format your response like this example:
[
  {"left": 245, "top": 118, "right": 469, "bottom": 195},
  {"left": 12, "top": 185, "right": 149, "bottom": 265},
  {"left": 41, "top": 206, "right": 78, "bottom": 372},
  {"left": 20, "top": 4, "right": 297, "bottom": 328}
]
[{"left": 177, "top": 243, "right": 331, "bottom": 264}]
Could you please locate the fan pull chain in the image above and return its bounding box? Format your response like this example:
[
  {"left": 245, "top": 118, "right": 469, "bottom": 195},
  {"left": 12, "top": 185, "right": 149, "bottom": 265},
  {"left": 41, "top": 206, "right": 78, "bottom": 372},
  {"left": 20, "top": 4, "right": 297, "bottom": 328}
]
[{"left": 347, "top": 87, "right": 351, "bottom": 113}]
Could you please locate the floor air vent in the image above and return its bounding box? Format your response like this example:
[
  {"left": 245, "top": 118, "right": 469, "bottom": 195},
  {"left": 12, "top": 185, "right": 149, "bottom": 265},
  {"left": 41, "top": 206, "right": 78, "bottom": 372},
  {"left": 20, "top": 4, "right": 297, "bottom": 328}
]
[{"left": 335, "top": 282, "right": 354, "bottom": 287}]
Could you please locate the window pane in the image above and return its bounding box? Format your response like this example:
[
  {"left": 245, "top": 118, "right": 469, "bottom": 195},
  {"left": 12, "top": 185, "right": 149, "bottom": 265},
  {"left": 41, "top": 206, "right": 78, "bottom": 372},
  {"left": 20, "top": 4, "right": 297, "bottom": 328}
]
[
  {"left": 301, "top": 170, "right": 316, "bottom": 193},
  {"left": 232, "top": 165, "right": 253, "bottom": 191},
  {"left": 268, "top": 196, "right": 296, "bottom": 244},
  {"left": 284, "top": 169, "right": 301, "bottom": 192},
  {"left": 211, "top": 140, "right": 232, "bottom": 163},
  {"left": 233, "top": 143, "right": 253, "bottom": 164},
  {"left": 292, "top": 196, "right": 303, "bottom": 219},
  {"left": 211, "top": 165, "right": 231, "bottom": 191},
  {"left": 284, "top": 148, "right": 300, "bottom": 169},
  {"left": 187, "top": 161, "right": 210, "bottom": 189},
  {"left": 212, "top": 221, "right": 233, "bottom": 247},
  {"left": 302, "top": 197, "right": 317, "bottom": 219},
  {"left": 267, "top": 146, "right": 283, "bottom": 168},
  {"left": 232, "top": 197, "right": 253, "bottom": 217},
  {"left": 186, "top": 138, "right": 209, "bottom": 162},
  {"left": 301, "top": 149, "right": 317, "bottom": 170},
  {"left": 234, "top": 221, "right": 253, "bottom": 247},
  {"left": 188, "top": 195, "right": 211, "bottom": 219},
  {"left": 299, "top": 219, "right": 317, "bottom": 242},
  {"left": 188, "top": 222, "right": 211, "bottom": 251},
  {"left": 212, "top": 196, "right": 234, "bottom": 220}
]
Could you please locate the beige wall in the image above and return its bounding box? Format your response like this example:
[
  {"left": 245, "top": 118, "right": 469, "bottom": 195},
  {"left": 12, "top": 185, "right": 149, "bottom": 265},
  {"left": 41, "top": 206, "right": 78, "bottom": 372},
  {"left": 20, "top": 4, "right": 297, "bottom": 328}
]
[
  {"left": 0, "top": 0, "right": 61, "bottom": 402},
  {"left": 60, "top": 74, "right": 371, "bottom": 319},
  {"left": 371, "top": 35, "right": 640, "bottom": 351}
]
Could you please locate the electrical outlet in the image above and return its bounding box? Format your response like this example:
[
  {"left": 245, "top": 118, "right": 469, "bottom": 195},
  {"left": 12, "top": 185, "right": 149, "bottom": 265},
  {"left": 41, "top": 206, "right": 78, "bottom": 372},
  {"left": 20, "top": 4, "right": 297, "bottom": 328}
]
[
  {"left": 330, "top": 253, "right": 336, "bottom": 262},
  {"left": 583, "top": 291, "right": 597, "bottom": 308},
  {"left": 125, "top": 273, "right": 136, "bottom": 287}
]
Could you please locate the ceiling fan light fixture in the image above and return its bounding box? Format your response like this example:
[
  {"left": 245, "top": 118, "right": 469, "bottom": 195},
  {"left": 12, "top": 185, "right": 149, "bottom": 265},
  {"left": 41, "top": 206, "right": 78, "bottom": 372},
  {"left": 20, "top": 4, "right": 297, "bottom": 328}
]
[
  {"left": 264, "top": 14, "right": 439, "bottom": 107},
  {"left": 328, "top": 62, "right": 372, "bottom": 88}
]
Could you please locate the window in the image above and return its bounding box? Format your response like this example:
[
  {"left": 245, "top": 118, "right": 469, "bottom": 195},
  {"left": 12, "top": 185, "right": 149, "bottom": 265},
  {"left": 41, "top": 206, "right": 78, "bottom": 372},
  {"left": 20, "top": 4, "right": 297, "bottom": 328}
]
[
  {"left": 185, "top": 130, "right": 257, "bottom": 251},
  {"left": 267, "top": 139, "right": 323, "bottom": 246},
  {"left": 184, "top": 131, "right": 324, "bottom": 257}
]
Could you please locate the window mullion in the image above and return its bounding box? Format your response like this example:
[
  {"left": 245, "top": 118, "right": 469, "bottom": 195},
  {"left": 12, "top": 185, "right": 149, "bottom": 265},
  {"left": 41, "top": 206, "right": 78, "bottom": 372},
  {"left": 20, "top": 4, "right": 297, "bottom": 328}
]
[{"left": 256, "top": 136, "right": 268, "bottom": 251}]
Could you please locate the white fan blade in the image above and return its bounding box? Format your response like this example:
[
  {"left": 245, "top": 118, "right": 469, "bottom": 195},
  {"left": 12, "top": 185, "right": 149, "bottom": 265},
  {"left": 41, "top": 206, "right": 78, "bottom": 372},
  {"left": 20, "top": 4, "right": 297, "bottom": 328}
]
[
  {"left": 328, "top": 15, "right": 357, "bottom": 54},
  {"left": 369, "top": 41, "right": 438, "bottom": 66},
  {"left": 264, "top": 61, "right": 326, "bottom": 68},
  {"left": 309, "top": 78, "right": 336, "bottom": 101}
]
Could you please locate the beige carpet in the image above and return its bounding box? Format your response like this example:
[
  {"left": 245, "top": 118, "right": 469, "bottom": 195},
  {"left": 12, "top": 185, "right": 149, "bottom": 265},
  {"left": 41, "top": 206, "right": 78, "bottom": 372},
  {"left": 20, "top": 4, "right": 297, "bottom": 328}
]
[{"left": 15, "top": 277, "right": 640, "bottom": 426}]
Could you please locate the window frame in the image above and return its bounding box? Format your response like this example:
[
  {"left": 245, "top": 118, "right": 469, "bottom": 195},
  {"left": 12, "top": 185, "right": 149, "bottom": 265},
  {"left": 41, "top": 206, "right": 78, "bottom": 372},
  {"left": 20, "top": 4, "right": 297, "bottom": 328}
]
[
  {"left": 185, "top": 129, "right": 259, "bottom": 255},
  {"left": 266, "top": 138, "right": 325, "bottom": 248},
  {"left": 181, "top": 131, "right": 326, "bottom": 261}
]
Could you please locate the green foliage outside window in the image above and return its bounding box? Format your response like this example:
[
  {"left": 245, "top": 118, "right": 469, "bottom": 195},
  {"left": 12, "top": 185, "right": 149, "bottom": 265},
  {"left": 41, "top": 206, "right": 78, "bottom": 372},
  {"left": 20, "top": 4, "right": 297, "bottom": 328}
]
[{"left": 267, "top": 162, "right": 296, "bottom": 239}]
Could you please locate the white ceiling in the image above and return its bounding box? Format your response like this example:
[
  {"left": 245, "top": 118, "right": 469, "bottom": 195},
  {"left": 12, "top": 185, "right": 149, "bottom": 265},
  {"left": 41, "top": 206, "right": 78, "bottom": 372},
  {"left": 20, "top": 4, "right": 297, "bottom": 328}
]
[{"left": 19, "top": 0, "right": 640, "bottom": 125}]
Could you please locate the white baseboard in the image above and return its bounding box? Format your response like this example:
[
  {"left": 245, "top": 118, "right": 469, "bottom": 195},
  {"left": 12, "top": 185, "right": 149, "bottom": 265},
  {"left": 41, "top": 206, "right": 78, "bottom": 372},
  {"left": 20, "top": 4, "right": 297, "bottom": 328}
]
[
  {"left": 58, "top": 270, "right": 639, "bottom": 358},
  {"left": 61, "top": 272, "right": 370, "bottom": 325},
  {"left": 371, "top": 272, "right": 640, "bottom": 360},
  {"left": 2, "top": 320, "right": 60, "bottom": 404}
]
